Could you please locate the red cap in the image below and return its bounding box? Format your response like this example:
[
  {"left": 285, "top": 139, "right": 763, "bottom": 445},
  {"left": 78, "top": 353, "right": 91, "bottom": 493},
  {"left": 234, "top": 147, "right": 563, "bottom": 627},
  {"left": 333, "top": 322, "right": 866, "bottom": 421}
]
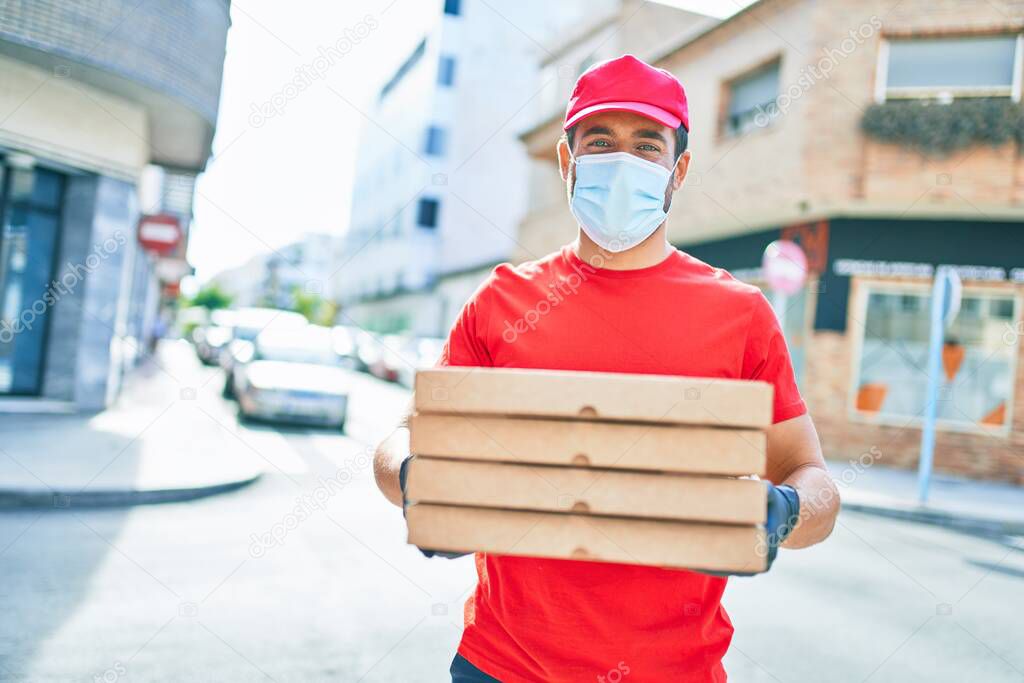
[{"left": 563, "top": 54, "right": 689, "bottom": 132}]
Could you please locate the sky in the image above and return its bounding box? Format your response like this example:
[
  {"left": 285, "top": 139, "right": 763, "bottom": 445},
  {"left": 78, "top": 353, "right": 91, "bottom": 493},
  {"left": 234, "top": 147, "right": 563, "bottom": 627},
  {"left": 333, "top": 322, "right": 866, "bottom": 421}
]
[{"left": 187, "top": 0, "right": 757, "bottom": 288}]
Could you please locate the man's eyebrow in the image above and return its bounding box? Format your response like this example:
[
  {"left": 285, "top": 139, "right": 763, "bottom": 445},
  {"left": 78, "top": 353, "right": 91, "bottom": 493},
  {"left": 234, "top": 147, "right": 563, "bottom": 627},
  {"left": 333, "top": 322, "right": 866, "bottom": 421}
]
[
  {"left": 580, "top": 125, "right": 614, "bottom": 137},
  {"left": 634, "top": 129, "right": 669, "bottom": 144}
]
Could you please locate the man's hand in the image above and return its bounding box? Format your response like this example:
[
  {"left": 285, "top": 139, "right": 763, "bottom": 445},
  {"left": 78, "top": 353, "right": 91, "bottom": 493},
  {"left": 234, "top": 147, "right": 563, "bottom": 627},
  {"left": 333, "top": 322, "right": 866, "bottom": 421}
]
[
  {"left": 398, "top": 454, "right": 414, "bottom": 504},
  {"left": 398, "top": 454, "right": 469, "bottom": 560},
  {"left": 761, "top": 481, "right": 800, "bottom": 568},
  {"left": 698, "top": 480, "right": 799, "bottom": 577},
  {"left": 698, "top": 414, "right": 836, "bottom": 578}
]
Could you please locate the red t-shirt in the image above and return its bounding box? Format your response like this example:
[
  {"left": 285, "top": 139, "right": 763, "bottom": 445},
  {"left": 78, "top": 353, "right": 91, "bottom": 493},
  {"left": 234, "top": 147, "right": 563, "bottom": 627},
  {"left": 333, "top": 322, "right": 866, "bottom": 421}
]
[{"left": 437, "top": 244, "right": 806, "bottom": 682}]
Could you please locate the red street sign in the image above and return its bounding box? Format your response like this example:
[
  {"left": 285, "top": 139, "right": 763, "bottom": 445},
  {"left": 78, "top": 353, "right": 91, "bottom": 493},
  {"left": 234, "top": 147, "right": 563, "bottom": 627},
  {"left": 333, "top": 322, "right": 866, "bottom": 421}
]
[{"left": 138, "top": 214, "right": 181, "bottom": 254}]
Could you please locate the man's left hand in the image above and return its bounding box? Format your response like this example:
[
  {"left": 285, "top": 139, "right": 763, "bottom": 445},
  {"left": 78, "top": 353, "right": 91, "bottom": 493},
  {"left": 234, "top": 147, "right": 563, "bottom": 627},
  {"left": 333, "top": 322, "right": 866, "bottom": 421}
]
[{"left": 698, "top": 480, "right": 800, "bottom": 577}]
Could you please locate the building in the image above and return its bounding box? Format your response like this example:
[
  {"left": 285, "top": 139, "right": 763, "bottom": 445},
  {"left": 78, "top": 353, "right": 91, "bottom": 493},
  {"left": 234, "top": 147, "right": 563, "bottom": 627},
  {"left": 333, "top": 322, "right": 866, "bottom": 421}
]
[
  {"left": 517, "top": 0, "right": 1024, "bottom": 483},
  {"left": 211, "top": 233, "right": 338, "bottom": 310},
  {"left": 333, "top": 0, "right": 709, "bottom": 336},
  {"left": 0, "top": 1, "right": 230, "bottom": 410},
  {"left": 208, "top": 255, "right": 268, "bottom": 310}
]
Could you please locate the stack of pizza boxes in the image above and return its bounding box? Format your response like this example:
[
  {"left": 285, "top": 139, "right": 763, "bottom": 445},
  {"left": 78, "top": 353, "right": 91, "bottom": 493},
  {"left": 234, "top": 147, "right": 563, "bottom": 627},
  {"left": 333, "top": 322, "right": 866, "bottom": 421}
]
[{"left": 405, "top": 367, "right": 773, "bottom": 573}]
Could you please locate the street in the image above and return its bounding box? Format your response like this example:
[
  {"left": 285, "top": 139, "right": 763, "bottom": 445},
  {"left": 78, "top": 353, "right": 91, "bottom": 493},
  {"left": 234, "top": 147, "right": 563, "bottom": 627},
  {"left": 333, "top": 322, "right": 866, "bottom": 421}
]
[
  {"left": 1, "top": 356, "right": 1022, "bottom": 682},
  {"left": 3, "top": 1, "right": 1024, "bottom": 681}
]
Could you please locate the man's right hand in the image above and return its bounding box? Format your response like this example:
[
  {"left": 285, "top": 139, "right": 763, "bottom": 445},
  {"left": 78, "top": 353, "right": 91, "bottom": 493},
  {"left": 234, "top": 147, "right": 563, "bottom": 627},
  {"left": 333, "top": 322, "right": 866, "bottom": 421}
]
[{"left": 400, "top": 455, "right": 470, "bottom": 560}]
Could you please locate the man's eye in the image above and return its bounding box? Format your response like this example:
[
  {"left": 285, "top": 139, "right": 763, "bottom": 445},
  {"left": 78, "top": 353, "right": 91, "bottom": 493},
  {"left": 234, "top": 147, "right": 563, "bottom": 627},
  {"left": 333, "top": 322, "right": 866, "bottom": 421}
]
[
  {"left": 638, "top": 143, "right": 660, "bottom": 152},
  {"left": 589, "top": 139, "right": 611, "bottom": 147}
]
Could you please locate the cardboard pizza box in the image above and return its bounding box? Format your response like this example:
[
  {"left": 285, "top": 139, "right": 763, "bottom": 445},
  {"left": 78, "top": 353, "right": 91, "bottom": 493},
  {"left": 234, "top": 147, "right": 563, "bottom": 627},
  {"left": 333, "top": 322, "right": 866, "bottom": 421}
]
[
  {"left": 406, "top": 503, "right": 767, "bottom": 573},
  {"left": 405, "top": 457, "right": 767, "bottom": 524},
  {"left": 415, "top": 367, "right": 773, "bottom": 429},
  {"left": 409, "top": 413, "right": 766, "bottom": 476}
]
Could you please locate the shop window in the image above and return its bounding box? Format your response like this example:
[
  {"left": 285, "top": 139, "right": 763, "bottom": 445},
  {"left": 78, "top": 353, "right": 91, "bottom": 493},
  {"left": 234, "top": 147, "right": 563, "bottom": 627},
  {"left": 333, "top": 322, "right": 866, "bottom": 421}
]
[
  {"left": 851, "top": 281, "right": 1019, "bottom": 432},
  {"left": 880, "top": 34, "right": 1021, "bottom": 101},
  {"left": 724, "top": 59, "right": 781, "bottom": 135},
  {"left": 753, "top": 279, "right": 816, "bottom": 390},
  {"left": 444, "top": 0, "right": 461, "bottom": 16}
]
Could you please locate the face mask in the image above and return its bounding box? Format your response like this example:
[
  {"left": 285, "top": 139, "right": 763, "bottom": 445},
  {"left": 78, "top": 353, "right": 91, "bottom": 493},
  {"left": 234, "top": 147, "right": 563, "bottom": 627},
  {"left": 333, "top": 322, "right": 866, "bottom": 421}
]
[{"left": 569, "top": 151, "right": 673, "bottom": 253}]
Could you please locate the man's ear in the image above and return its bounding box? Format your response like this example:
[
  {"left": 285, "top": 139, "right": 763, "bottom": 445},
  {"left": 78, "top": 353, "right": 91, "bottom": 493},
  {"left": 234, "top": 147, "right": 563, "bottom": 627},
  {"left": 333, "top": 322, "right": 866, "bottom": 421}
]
[
  {"left": 557, "top": 137, "right": 572, "bottom": 181},
  {"left": 671, "top": 149, "right": 691, "bottom": 191}
]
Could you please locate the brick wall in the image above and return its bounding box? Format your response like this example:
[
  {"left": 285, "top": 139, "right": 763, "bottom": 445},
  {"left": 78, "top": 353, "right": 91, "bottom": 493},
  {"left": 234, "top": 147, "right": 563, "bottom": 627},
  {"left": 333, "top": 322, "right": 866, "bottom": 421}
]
[
  {"left": 520, "top": 0, "right": 1024, "bottom": 258},
  {"left": 650, "top": 0, "right": 816, "bottom": 249},
  {"left": 803, "top": 0, "right": 1024, "bottom": 209}
]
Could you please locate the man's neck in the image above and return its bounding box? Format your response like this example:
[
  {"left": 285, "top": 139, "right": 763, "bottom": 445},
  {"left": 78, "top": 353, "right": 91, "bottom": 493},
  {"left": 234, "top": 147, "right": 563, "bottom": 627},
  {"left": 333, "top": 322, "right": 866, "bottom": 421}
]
[{"left": 573, "top": 224, "right": 674, "bottom": 271}]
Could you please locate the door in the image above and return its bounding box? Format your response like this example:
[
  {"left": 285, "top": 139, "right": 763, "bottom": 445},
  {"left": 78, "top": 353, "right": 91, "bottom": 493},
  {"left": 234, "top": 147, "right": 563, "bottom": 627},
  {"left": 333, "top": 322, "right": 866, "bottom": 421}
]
[{"left": 0, "top": 163, "right": 63, "bottom": 395}]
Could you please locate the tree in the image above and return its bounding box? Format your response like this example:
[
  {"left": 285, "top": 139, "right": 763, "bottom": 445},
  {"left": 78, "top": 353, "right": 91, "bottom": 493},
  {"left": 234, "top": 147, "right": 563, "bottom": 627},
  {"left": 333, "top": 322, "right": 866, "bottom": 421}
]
[
  {"left": 290, "top": 286, "right": 337, "bottom": 326},
  {"left": 186, "top": 284, "right": 233, "bottom": 311}
]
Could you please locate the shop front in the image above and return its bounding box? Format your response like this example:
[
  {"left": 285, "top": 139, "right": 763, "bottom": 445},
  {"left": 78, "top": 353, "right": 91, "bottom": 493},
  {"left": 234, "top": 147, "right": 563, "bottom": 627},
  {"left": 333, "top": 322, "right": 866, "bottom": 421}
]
[
  {"left": 0, "top": 0, "right": 230, "bottom": 411},
  {"left": 683, "top": 218, "right": 1024, "bottom": 483}
]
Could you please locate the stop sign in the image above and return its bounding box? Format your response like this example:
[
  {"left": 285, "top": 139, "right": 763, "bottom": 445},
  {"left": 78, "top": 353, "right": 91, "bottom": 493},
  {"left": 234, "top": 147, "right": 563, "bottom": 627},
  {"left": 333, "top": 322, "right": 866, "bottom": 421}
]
[{"left": 138, "top": 214, "right": 182, "bottom": 255}]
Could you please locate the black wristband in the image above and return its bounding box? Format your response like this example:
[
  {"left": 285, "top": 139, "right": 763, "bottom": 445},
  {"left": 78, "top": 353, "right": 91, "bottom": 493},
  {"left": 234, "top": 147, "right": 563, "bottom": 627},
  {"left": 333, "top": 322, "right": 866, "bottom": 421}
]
[
  {"left": 399, "top": 455, "right": 414, "bottom": 494},
  {"left": 775, "top": 484, "right": 801, "bottom": 543}
]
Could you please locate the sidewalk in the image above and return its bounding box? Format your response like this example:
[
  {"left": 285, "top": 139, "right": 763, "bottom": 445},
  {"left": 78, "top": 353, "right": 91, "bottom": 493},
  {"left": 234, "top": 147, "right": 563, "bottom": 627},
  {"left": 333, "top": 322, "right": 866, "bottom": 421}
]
[
  {"left": 0, "top": 340, "right": 263, "bottom": 508},
  {"left": 831, "top": 460, "right": 1024, "bottom": 536}
]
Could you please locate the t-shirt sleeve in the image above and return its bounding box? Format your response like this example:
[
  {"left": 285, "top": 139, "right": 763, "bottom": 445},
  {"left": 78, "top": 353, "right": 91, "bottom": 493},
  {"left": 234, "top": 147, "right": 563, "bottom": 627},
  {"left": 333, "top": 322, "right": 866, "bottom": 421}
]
[
  {"left": 437, "top": 279, "right": 494, "bottom": 369},
  {"left": 742, "top": 292, "right": 807, "bottom": 424}
]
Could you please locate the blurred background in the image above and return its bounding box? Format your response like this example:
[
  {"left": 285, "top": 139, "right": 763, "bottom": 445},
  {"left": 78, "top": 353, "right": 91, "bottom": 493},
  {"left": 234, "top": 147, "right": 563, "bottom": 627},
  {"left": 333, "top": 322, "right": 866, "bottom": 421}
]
[{"left": 0, "top": 0, "right": 1022, "bottom": 681}]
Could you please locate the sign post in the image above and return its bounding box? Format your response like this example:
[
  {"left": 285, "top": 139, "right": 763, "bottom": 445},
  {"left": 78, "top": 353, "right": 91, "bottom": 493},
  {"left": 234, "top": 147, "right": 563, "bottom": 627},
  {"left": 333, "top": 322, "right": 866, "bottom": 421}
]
[{"left": 916, "top": 266, "right": 962, "bottom": 505}]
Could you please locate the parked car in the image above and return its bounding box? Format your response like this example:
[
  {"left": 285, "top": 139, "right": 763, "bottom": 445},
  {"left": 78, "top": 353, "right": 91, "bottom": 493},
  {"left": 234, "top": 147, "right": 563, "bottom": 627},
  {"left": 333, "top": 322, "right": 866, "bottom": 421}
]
[
  {"left": 178, "top": 305, "right": 210, "bottom": 342},
  {"left": 330, "top": 325, "right": 360, "bottom": 367},
  {"left": 396, "top": 336, "right": 446, "bottom": 388},
  {"left": 233, "top": 325, "right": 353, "bottom": 430},
  {"left": 220, "top": 308, "right": 307, "bottom": 398},
  {"left": 352, "top": 329, "right": 384, "bottom": 374},
  {"left": 195, "top": 325, "right": 233, "bottom": 365},
  {"left": 369, "top": 334, "right": 411, "bottom": 383},
  {"left": 194, "top": 309, "right": 237, "bottom": 365}
]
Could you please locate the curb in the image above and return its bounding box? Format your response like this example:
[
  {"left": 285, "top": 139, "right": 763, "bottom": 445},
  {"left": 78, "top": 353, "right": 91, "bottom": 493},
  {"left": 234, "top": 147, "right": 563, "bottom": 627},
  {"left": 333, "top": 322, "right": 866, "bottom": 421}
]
[
  {"left": 842, "top": 498, "right": 1024, "bottom": 537},
  {"left": 0, "top": 472, "right": 263, "bottom": 510}
]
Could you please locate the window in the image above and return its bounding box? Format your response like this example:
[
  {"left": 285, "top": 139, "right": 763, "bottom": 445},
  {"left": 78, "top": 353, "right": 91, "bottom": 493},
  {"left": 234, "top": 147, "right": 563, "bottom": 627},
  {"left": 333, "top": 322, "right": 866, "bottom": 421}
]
[
  {"left": 424, "top": 125, "right": 447, "bottom": 156},
  {"left": 880, "top": 34, "right": 1021, "bottom": 101},
  {"left": 850, "top": 281, "right": 1019, "bottom": 432},
  {"left": 759, "top": 281, "right": 815, "bottom": 390},
  {"left": 0, "top": 160, "right": 64, "bottom": 395},
  {"left": 438, "top": 55, "right": 456, "bottom": 86},
  {"left": 725, "top": 60, "right": 781, "bottom": 135},
  {"left": 444, "top": 0, "right": 461, "bottom": 16},
  {"left": 417, "top": 198, "right": 440, "bottom": 229}
]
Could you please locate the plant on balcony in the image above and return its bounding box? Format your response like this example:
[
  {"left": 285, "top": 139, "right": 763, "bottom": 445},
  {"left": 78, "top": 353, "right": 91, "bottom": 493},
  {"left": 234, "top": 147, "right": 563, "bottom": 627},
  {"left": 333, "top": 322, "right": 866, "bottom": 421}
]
[{"left": 861, "top": 97, "right": 1024, "bottom": 157}]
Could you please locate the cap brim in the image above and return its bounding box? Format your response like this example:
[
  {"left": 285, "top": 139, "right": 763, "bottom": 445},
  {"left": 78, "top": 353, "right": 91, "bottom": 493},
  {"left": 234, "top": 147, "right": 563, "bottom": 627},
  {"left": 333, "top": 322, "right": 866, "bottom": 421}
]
[{"left": 564, "top": 101, "right": 682, "bottom": 131}]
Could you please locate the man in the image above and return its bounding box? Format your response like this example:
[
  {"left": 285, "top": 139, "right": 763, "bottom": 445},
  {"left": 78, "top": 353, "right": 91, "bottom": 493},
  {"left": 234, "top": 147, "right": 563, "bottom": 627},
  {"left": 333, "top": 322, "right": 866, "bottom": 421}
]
[{"left": 375, "top": 54, "right": 839, "bottom": 682}]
